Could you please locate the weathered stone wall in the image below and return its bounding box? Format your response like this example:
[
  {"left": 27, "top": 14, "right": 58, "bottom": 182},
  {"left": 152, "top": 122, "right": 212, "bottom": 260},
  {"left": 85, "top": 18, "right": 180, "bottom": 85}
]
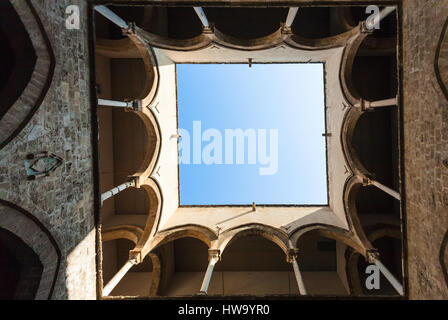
[
  {"left": 402, "top": 0, "right": 448, "bottom": 299},
  {"left": 0, "top": 0, "right": 96, "bottom": 299}
]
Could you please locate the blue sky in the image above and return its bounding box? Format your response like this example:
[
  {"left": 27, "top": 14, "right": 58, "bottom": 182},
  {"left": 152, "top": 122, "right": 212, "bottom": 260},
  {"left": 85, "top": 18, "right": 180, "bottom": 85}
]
[{"left": 177, "top": 63, "right": 327, "bottom": 205}]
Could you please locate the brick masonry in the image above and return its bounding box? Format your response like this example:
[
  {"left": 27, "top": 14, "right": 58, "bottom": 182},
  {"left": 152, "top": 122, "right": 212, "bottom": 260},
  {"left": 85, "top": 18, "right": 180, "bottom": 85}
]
[
  {"left": 402, "top": 0, "right": 448, "bottom": 299},
  {"left": 0, "top": 0, "right": 96, "bottom": 299}
]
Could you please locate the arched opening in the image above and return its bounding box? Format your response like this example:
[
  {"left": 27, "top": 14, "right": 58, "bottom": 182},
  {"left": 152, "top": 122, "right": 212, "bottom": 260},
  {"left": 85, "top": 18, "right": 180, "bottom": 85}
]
[
  {"left": 350, "top": 6, "right": 397, "bottom": 37},
  {"left": 296, "top": 231, "right": 349, "bottom": 295},
  {"left": 0, "top": 228, "right": 43, "bottom": 300},
  {"left": 206, "top": 7, "right": 287, "bottom": 40},
  {"left": 99, "top": 6, "right": 204, "bottom": 40},
  {"left": 96, "top": 9, "right": 158, "bottom": 187},
  {"left": 102, "top": 187, "right": 151, "bottom": 230},
  {"left": 95, "top": 37, "right": 152, "bottom": 101},
  {"left": 141, "top": 7, "right": 203, "bottom": 40},
  {"left": 355, "top": 236, "right": 402, "bottom": 295},
  {"left": 350, "top": 7, "right": 368, "bottom": 27},
  {"left": 102, "top": 238, "right": 154, "bottom": 296},
  {"left": 0, "top": 1, "right": 36, "bottom": 119},
  {"left": 95, "top": 5, "right": 158, "bottom": 104},
  {"left": 0, "top": 233, "right": 20, "bottom": 299},
  {"left": 216, "top": 235, "right": 292, "bottom": 296},
  {"left": 350, "top": 8, "right": 398, "bottom": 102},
  {"left": 0, "top": 23, "right": 15, "bottom": 95},
  {"left": 352, "top": 108, "right": 399, "bottom": 193},
  {"left": 340, "top": 6, "right": 397, "bottom": 105},
  {"left": 98, "top": 107, "right": 153, "bottom": 195},
  {"left": 355, "top": 186, "right": 399, "bottom": 224},
  {"left": 352, "top": 109, "right": 400, "bottom": 226},
  {"left": 292, "top": 7, "right": 354, "bottom": 39},
  {"left": 157, "top": 237, "right": 209, "bottom": 296},
  {"left": 351, "top": 50, "right": 398, "bottom": 101}
]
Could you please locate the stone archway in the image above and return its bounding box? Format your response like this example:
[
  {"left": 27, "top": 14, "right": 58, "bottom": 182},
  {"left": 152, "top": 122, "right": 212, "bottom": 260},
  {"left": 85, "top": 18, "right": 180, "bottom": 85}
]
[
  {"left": 0, "top": 200, "right": 60, "bottom": 300},
  {"left": 345, "top": 225, "right": 402, "bottom": 295},
  {"left": 435, "top": 17, "right": 448, "bottom": 101},
  {"left": 0, "top": 0, "right": 55, "bottom": 149},
  {"left": 0, "top": 228, "right": 43, "bottom": 300}
]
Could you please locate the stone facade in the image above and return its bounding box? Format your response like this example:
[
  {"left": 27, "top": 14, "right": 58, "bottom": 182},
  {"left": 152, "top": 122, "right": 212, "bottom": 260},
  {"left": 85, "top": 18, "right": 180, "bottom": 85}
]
[
  {"left": 402, "top": 0, "right": 448, "bottom": 300},
  {"left": 0, "top": 0, "right": 96, "bottom": 299}
]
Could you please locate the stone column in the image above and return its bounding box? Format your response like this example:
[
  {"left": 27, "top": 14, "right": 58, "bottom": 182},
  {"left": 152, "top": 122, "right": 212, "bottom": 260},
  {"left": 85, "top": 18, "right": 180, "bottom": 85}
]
[
  {"left": 285, "top": 8, "right": 299, "bottom": 28},
  {"left": 101, "top": 178, "right": 138, "bottom": 203},
  {"left": 102, "top": 258, "right": 138, "bottom": 296},
  {"left": 199, "top": 250, "right": 220, "bottom": 295},
  {"left": 363, "top": 178, "right": 401, "bottom": 201},
  {"left": 94, "top": 5, "right": 129, "bottom": 29},
  {"left": 98, "top": 99, "right": 142, "bottom": 111},
  {"left": 367, "top": 250, "right": 404, "bottom": 296},
  {"left": 355, "top": 96, "right": 398, "bottom": 111},
  {"left": 365, "top": 7, "right": 396, "bottom": 30},
  {"left": 193, "top": 7, "right": 209, "bottom": 28},
  {"left": 287, "top": 249, "right": 307, "bottom": 295}
]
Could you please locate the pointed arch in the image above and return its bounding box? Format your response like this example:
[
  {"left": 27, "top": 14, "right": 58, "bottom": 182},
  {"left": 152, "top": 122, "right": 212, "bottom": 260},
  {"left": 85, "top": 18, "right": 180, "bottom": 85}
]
[
  {"left": 0, "top": 0, "right": 55, "bottom": 150},
  {"left": 285, "top": 24, "right": 361, "bottom": 51},
  {"left": 345, "top": 224, "right": 402, "bottom": 295},
  {"left": 131, "top": 109, "right": 161, "bottom": 181},
  {"left": 145, "top": 224, "right": 217, "bottom": 257},
  {"left": 340, "top": 107, "right": 372, "bottom": 178},
  {"left": 435, "top": 17, "right": 448, "bottom": 101},
  {"left": 290, "top": 223, "right": 366, "bottom": 257},
  {"left": 0, "top": 199, "right": 60, "bottom": 300},
  {"left": 134, "top": 179, "right": 163, "bottom": 257},
  {"left": 218, "top": 223, "right": 290, "bottom": 256},
  {"left": 102, "top": 225, "right": 144, "bottom": 245}
]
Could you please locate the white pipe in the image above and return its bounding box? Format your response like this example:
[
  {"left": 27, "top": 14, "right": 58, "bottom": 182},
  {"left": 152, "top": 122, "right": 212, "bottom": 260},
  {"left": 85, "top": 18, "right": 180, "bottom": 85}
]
[
  {"left": 375, "top": 259, "right": 404, "bottom": 296},
  {"left": 101, "top": 180, "right": 135, "bottom": 203},
  {"left": 95, "top": 5, "right": 129, "bottom": 29},
  {"left": 366, "top": 7, "right": 396, "bottom": 29},
  {"left": 194, "top": 7, "right": 209, "bottom": 28},
  {"left": 292, "top": 257, "right": 307, "bottom": 295},
  {"left": 371, "top": 180, "right": 401, "bottom": 201},
  {"left": 199, "top": 256, "right": 218, "bottom": 294},
  {"left": 285, "top": 7, "right": 299, "bottom": 28},
  {"left": 98, "top": 99, "right": 132, "bottom": 108},
  {"left": 103, "top": 259, "right": 137, "bottom": 296}
]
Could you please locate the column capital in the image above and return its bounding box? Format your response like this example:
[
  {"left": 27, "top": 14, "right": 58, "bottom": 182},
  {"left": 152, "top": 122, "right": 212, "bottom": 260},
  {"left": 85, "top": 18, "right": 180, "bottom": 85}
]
[
  {"left": 286, "top": 248, "right": 299, "bottom": 263},
  {"left": 122, "top": 21, "right": 136, "bottom": 35},
  {"left": 355, "top": 97, "right": 399, "bottom": 111},
  {"left": 281, "top": 22, "right": 292, "bottom": 35},
  {"left": 124, "top": 100, "right": 143, "bottom": 112},
  {"left": 366, "top": 248, "right": 379, "bottom": 264},
  {"left": 360, "top": 21, "right": 375, "bottom": 34},
  {"left": 208, "top": 249, "right": 220, "bottom": 262},
  {"left": 130, "top": 176, "right": 140, "bottom": 188},
  {"left": 129, "top": 250, "right": 142, "bottom": 264},
  {"left": 202, "top": 23, "right": 214, "bottom": 34},
  {"left": 355, "top": 99, "right": 372, "bottom": 112},
  {"left": 362, "top": 177, "right": 373, "bottom": 186}
]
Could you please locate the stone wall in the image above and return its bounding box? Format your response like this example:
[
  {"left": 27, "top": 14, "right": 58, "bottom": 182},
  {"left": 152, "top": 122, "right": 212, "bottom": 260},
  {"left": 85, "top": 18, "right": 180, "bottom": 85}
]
[
  {"left": 402, "top": 0, "right": 448, "bottom": 299},
  {"left": 0, "top": 0, "right": 96, "bottom": 299}
]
